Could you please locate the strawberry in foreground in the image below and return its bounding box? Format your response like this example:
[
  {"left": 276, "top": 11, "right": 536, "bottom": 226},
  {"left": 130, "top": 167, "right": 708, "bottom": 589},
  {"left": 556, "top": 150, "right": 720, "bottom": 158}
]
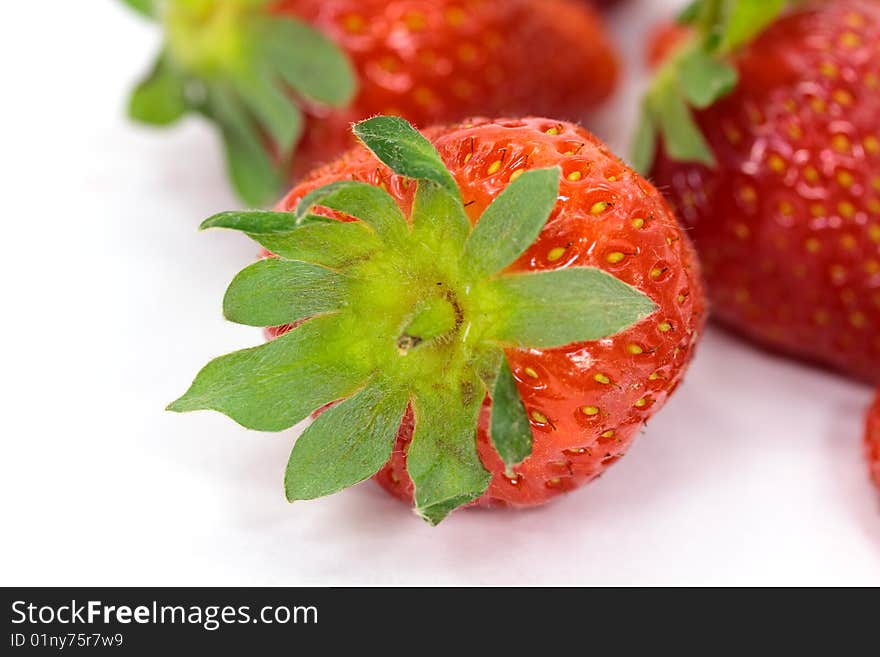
[
  {"left": 122, "top": 0, "right": 618, "bottom": 206},
  {"left": 867, "top": 392, "right": 880, "bottom": 489},
  {"left": 169, "top": 116, "right": 705, "bottom": 524},
  {"left": 636, "top": 0, "right": 880, "bottom": 383}
]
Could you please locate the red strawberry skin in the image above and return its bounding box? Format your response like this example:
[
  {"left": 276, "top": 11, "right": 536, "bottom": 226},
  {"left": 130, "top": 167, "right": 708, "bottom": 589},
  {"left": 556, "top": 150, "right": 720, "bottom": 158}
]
[
  {"left": 272, "top": 117, "right": 705, "bottom": 508},
  {"left": 867, "top": 391, "right": 880, "bottom": 489},
  {"left": 650, "top": 0, "right": 880, "bottom": 383},
  {"left": 272, "top": 0, "right": 619, "bottom": 177}
]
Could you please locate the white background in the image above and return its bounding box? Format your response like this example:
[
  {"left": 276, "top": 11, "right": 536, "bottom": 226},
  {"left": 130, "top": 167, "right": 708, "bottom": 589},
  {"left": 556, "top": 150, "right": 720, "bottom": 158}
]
[{"left": 2, "top": 0, "right": 878, "bottom": 586}]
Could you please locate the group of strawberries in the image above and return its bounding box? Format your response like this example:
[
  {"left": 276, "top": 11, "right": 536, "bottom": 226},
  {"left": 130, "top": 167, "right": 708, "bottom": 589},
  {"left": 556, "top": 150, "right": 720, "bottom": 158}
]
[{"left": 126, "top": 0, "right": 880, "bottom": 523}]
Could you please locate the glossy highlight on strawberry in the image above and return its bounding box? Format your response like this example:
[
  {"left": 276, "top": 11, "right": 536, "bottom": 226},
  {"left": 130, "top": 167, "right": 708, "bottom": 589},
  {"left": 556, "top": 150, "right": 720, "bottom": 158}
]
[
  {"left": 268, "top": 117, "right": 706, "bottom": 510},
  {"left": 645, "top": 0, "right": 880, "bottom": 383}
]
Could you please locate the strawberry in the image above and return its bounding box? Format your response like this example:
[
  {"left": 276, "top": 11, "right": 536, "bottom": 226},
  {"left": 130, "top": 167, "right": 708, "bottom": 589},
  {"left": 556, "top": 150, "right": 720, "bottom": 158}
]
[
  {"left": 169, "top": 116, "right": 705, "bottom": 523},
  {"left": 635, "top": 0, "right": 880, "bottom": 384},
  {"left": 122, "top": 0, "right": 618, "bottom": 205},
  {"left": 867, "top": 391, "right": 880, "bottom": 489}
]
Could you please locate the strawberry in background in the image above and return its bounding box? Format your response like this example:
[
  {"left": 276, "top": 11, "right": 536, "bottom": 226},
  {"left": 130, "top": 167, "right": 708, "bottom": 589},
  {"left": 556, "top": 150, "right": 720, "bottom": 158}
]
[
  {"left": 867, "top": 392, "right": 880, "bottom": 489},
  {"left": 169, "top": 116, "right": 705, "bottom": 522},
  {"left": 121, "top": 0, "right": 618, "bottom": 205},
  {"left": 636, "top": 0, "right": 880, "bottom": 384}
]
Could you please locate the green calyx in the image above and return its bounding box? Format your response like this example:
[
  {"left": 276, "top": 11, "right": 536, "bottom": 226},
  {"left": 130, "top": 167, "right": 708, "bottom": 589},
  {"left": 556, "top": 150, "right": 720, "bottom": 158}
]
[
  {"left": 169, "top": 116, "right": 657, "bottom": 525},
  {"left": 632, "top": 0, "right": 792, "bottom": 173},
  {"left": 122, "top": 0, "right": 357, "bottom": 206}
]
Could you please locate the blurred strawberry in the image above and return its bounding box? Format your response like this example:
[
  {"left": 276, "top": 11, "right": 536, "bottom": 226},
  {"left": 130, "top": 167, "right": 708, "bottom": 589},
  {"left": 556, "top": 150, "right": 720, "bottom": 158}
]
[
  {"left": 636, "top": 0, "right": 880, "bottom": 383},
  {"left": 122, "top": 0, "right": 618, "bottom": 205}
]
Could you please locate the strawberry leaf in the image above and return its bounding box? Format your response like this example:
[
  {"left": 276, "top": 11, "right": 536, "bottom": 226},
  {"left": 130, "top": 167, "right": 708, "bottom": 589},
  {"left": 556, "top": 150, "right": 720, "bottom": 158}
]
[
  {"left": 631, "top": 105, "right": 658, "bottom": 175},
  {"left": 296, "top": 181, "right": 407, "bottom": 242},
  {"left": 353, "top": 116, "right": 461, "bottom": 201},
  {"left": 223, "top": 259, "right": 349, "bottom": 327},
  {"left": 677, "top": 49, "right": 738, "bottom": 109},
  {"left": 408, "top": 377, "right": 491, "bottom": 525},
  {"left": 120, "top": 0, "right": 154, "bottom": 18},
  {"left": 168, "top": 315, "right": 370, "bottom": 432},
  {"left": 233, "top": 69, "right": 304, "bottom": 154},
  {"left": 486, "top": 268, "right": 657, "bottom": 348},
  {"left": 285, "top": 380, "right": 408, "bottom": 501},
  {"left": 656, "top": 85, "right": 716, "bottom": 167},
  {"left": 411, "top": 181, "right": 471, "bottom": 253},
  {"left": 462, "top": 167, "right": 560, "bottom": 278},
  {"left": 128, "top": 57, "right": 188, "bottom": 126},
  {"left": 259, "top": 16, "right": 357, "bottom": 108},
  {"left": 718, "top": 0, "right": 787, "bottom": 53},
  {"left": 487, "top": 357, "right": 532, "bottom": 475},
  {"left": 208, "top": 85, "right": 284, "bottom": 206}
]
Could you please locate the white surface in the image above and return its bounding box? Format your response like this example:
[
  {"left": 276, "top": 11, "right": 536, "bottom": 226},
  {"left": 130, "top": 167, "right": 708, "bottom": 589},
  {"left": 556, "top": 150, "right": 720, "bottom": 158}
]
[{"left": 1, "top": 0, "right": 878, "bottom": 586}]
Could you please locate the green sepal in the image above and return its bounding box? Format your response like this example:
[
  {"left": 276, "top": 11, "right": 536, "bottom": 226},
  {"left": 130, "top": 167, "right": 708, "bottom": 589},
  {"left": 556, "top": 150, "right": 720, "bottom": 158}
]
[
  {"left": 120, "top": 0, "right": 154, "bottom": 18},
  {"left": 656, "top": 83, "right": 716, "bottom": 167},
  {"left": 296, "top": 181, "right": 408, "bottom": 242},
  {"left": 354, "top": 116, "right": 461, "bottom": 201},
  {"left": 718, "top": 0, "right": 787, "bottom": 54},
  {"left": 677, "top": 49, "right": 738, "bottom": 109},
  {"left": 128, "top": 56, "right": 188, "bottom": 126},
  {"left": 630, "top": 105, "right": 658, "bottom": 175},
  {"left": 232, "top": 69, "right": 303, "bottom": 154},
  {"left": 285, "top": 379, "right": 408, "bottom": 501},
  {"left": 207, "top": 85, "right": 284, "bottom": 206},
  {"left": 127, "top": 1, "right": 358, "bottom": 206},
  {"left": 462, "top": 168, "right": 560, "bottom": 278},
  {"left": 257, "top": 16, "right": 357, "bottom": 108},
  {"left": 408, "top": 376, "right": 491, "bottom": 525},
  {"left": 411, "top": 180, "right": 471, "bottom": 254},
  {"left": 486, "top": 355, "right": 532, "bottom": 476},
  {"left": 223, "top": 258, "right": 349, "bottom": 327},
  {"left": 168, "top": 314, "right": 371, "bottom": 432},
  {"left": 485, "top": 267, "right": 658, "bottom": 348}
]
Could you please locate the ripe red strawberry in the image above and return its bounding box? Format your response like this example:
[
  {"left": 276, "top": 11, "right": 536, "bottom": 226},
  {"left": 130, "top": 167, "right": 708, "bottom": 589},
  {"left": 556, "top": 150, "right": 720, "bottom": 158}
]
[
  {"left": 867, "top": 391, "right": 880, "bottom": 488},
  {"left": 170, "top": 116, "right": 704, "bottom": 522},
  {"left": 122, "top": 0, "right": 618, "bottom": 205},
  {"left": 637, "top": 0, "right": 880, "bottom": 383}
]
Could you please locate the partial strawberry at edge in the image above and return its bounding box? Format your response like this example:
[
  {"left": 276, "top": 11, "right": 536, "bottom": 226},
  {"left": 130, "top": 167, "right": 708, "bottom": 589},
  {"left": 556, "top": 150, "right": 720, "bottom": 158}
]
[
  {"left": 867, "top": 392, "right": 880, "bottom": 489},
  {"left": 272, "top": 117, "right": 705, "bottom": 509},
  {"left": 645, "top": 0, "right": 880, "bottom": 384}
]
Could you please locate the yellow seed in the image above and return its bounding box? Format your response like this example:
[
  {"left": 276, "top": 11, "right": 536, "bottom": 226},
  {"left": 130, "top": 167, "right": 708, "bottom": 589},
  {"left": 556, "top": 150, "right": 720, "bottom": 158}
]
[
  {"left": 739, "top": 186, "right": 757, "bottom": 203},
  {"left": 531, "top": 411, "right": 548, "bottom": 424},
  {"left": 547, "top": 247, "right": 567, "bottom": 262},
  {"left": 594, "top": 373, "right": 611, "bottom": 385},
  {"left": 840, "top": 31, "right": 862, "bottom": 48},
  {"left": 804, "top": 166, "right": 820, "bottom": 183},
  {"left": 606, "top": 251, "right": 625, "bottom": 264},
  {"left": 811, "top": 204, "right": 826, "bottom": 217},
  {"left": 581, "top": 406, "right": 600, "bottom": 417},
  {"left": 833, "top": 89, "right": 854, "bottom": 106},
  {"left": 832, "top": 135, "right": 851, "bottom": 153},
  {"left": 870, "top": 224, "right": 880, "bottom": 242},
  {"left": 814, "top": 310, "right": 831, "bottom": 326},
  {"left": 658, "top": 322, "right": 672, "bottom": 333},
  {"left": 545, "top": 127, "right": 560, "bottom": 136},
  {"left": 811, "top": 97, "right": 827, "bottom": 113},
  {"left": 837, "top": 170, "right": 855, "bottom": 187},
  {"left": 838, "top": 201, "right": 856, "bottom": 218},
  {"left": 632, "top": 217, "right": 645, "bottom": 229},
  {"left": 734, "top": 223, "right": 751, "bottom": 239},
  {"left": 866, "top": 72, "right": 879, "bottom": 89},
  {"left": 487, "top": 160, "right": 502, "bottom": 175},
  {"left": 841, "top": 234, "right": 857, "bottom": 250},
  {"left": 820, "top": 61, "right": 839, "bottom": 78},
  {"left": 768, "top": 154, "right": 786, "bottom": 173},
  {"left": 650, "top": 267, "right": 663, "bottom": 279},
  {"left": 869, "top": 199, "right": 880, "bottom": 213},
  {"left": 509, "top": 169, "right": 524, "bottom": 182},
  {"left": 627, "top": 344, "right": 644, "bottom": 355},
  {"left": 591, "top": 201, "right": 610, "bottom": 214},
  {"left": 343, "top": 14, "right": 366, "bottom": 33},
  {"left": 634, "top": 398, "right": 648, "bottom": 408},
  {"left": 445, "top": 7, "right": 466, "bottom": 25},
  {"left": 649, "top": 372, "right": 661, "bottom": 381},
  {"left": 851, "top": 312, "right": 867, "bottom": 328},
  {"left": 601, "top": 430, "right": 616, "bottom": 439},
  {"left": 865, "top": 136, "right": 880, "bottom": 154},
  {"left": 805, "top": 238, "right": 822, "bottom": 253},
  {"left": 567, "top": 171, "right": 583, "bottom": 182},
  {"left": 524, "top": 367, "right": 539, "bottom": 379}
]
